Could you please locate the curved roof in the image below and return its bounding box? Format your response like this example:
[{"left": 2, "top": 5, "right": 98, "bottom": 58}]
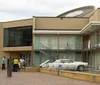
[{"left": 57, "top": 6, "right": 95, "bottom": 17}]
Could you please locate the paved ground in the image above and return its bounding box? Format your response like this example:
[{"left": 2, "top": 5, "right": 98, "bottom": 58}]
[{"left": 0, "top": 70, "right": 100, "bottom": 85}]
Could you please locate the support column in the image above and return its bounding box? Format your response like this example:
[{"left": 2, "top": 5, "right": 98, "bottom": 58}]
[
  {"left": 57, "top": 33, "right": 59, "bottom": 59},
  {"left": 7, "top": 58, "right": 12, "bottom": 77},
  {"left": 32, "top": 16, "right": 36, "bottom": 66}
]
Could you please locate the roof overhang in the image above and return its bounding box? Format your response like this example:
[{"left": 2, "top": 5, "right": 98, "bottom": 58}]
[
  {"left": 33, "top": 21, "right": 100, "bottom": 35},
  {"left": 81, "top": 21, "right": 100, "bottom": 34},
  {"left": 33, "top": 30, "right": 81, "bottom": 34}
]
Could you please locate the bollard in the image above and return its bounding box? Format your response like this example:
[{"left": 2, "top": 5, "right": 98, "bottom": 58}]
[{"left": 7, "top": 59, "right": 12, "bottom": 77}]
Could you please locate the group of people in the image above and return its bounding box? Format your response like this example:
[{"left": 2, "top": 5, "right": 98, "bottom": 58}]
[
  {"left": 1, "top": 57, "right": 26, "bottom": 72},
  {"left": 13, "top": 57, "right": 26, "bottom": 72}
]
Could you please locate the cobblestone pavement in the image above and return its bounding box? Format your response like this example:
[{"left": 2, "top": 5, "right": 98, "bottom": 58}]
[{"left": 0, "top": 70, "right": 100, "bottom": 85}]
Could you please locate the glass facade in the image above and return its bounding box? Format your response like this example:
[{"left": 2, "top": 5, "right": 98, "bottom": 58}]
[
  {"left": 34, "top": 35, "right": 82, "bottom": 50},
  {"left": 34, "top": 35, "right": 58, "bottom": 50},
  {"left": 4, "top": 26, "right": 32, "bottom": 47},
  {"left": 97, "top": 30, "right": 100, "bottom": 46},
  {"left": 90, "top": 31, "right": 99, "bottom": 48}
]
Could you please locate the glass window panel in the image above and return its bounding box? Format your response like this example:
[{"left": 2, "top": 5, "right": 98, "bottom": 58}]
[{"left": 3, "top": 26, "right": 32, "bottom": 47}]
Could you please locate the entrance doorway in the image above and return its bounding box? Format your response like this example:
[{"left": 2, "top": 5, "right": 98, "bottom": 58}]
[{"left": 20, "top": 53, "right": 33, "bottom": 67}]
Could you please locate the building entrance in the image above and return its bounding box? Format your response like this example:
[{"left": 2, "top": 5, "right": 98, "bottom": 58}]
[{"left": 19, "top": 53, "right": 33, "bottom": 67}]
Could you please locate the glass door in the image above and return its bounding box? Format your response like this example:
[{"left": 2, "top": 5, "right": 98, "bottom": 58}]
[{"left": 20, "top": 52, "right": 32, "bottom": 67}]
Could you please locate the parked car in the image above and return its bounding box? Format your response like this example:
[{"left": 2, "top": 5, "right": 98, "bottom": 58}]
[{"left": 40, "top": 59, "right": 88, "bottom": 71}]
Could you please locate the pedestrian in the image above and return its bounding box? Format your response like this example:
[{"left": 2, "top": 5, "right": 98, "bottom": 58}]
[
  {"left": 2, "top": 57, "right": 6, "bottom": 70},
  {"left": 13, "top": 58, "right": 19, "bottom": 72},
  {"left": 19, "top": 57, "right": 25, "bottom": 71}
]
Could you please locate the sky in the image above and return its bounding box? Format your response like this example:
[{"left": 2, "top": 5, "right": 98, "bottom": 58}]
[{"left": 0, "top": 0, "right": 100, "bottom": 22}]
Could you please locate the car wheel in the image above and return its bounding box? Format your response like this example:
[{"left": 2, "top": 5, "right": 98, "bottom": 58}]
[{"left": 78, "top": 65, "right": 85, "bottom": 71}]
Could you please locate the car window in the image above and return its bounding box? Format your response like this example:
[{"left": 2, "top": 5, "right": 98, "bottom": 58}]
[
  {"left": 61, "top": 60, "right": 69, "bottom": 63},
  {"left": 61, "top": 60, "right": 73, "bottom": 63},
  {"left": 55, "top": 59, "right": 73, "bottom": 63},
  {"left": 67, "top": 60, "right": 73, "bottom": 63},
  {"left": 65, "top": 60, "right": 69, "bottom": 63},
  {"left": 55, "top": 60, "right": 60, "bottom": 63},
  {"left": 61, "top": 60, "right": 65, "bottom": 63},
  {"left": 70, "top": 60, "right": 73, "bottom": 63}
]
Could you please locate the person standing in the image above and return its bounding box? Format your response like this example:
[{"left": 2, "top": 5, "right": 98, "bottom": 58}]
[
  {"left": 13, "top": 58, "right": 19, "bottom": 72},
  {"left": 19, "top": 57, "right": 25, "bottom": 71},
  {"left": 2, "top": 57, "right": 6, "bottom": 70}
]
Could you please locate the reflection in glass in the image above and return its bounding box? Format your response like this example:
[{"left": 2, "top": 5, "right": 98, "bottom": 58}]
[{"left": 4, "top": 26, "right": 32, "bottom": 47}]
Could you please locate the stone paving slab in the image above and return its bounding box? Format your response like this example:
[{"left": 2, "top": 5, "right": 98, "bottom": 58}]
[{"left": 0, "top": 70, "right": 99, "bottom": 85}]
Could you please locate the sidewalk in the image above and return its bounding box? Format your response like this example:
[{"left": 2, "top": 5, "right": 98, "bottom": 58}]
[{"left": 0, "top": 70, "right": 99, "bottom": 85}]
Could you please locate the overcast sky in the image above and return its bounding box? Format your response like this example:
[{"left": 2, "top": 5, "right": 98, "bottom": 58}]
[{"left": 0, "top": 0, "right": 100, "bottom": 22}]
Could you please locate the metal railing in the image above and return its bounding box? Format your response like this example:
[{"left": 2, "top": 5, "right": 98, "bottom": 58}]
[
  {"left": 33, "top": 43, "right": 83, "bottom": 61},
  {"left": 39, "top": 44, "right": 58, "bottom": 60},
  {"left": 83, "top": 41, "right": 100, "bottom": 50}
]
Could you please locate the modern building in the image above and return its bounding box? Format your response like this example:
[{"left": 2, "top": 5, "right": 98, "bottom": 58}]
[{"left": 0, "top": 6, "right": 100, "bottom": 70}]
